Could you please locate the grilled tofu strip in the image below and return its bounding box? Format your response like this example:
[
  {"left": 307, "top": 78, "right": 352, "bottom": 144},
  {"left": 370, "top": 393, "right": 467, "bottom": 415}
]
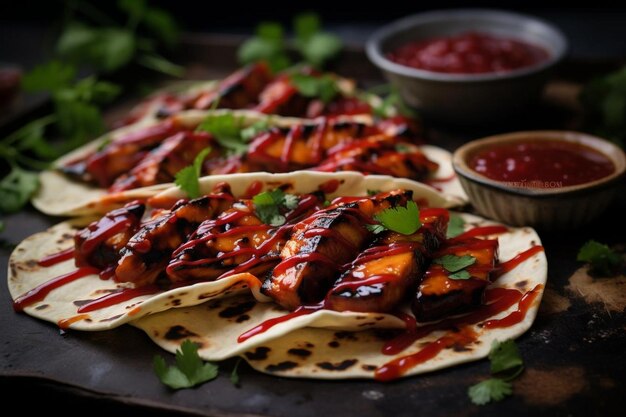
[
  {"left": 115, "top": 192, "right": 233, "bottom": 286},
  {"left": 166, "top": 201, "right": 286, "bottom": 282},
  {"left": 325, "top": 208, "right": 449, "bottom": 313},
  {"left": 109, "top": 131, "right": 216, "bottom": 192},
  {"left": 74, "top": 202, "right": 145, "bottom": 270},
  {"left": 413, "top": 238, "right": 499, "bottom": 322}
]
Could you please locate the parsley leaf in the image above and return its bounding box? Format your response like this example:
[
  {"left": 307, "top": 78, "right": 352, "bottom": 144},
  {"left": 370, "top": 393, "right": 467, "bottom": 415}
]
[
  {"left": 366, "top": 224, "right": 387, "bottom": 234},
  {"left": 253, "top": 189, "right": 299, "bottom": 226},
  {"left": 196, "top": 113, "right": 252, "bottom": 155},
  {"left": 372, "top": 200, "right": 421, "bottom": 235},
  {"left": 238, "top": 22, "right": 291, "bottom": 73},
  {"left": 0, "top": 166, "right": 39, "bottom": 214},
  {"left": 21, "top": 61, "right": 76, "bottom": 92},
  {"left": 489, "top": 339, "right": 524, "bottom": 379},
  {"left": 174, "top": 148, "right": 211, "bottom": 199},
  {"left": 577, "top": 240, "right": 623, "bottom": 276},
  {"left": 449, "top": 270, "right": 471, "bottom": 280},
  {"left": 434, "top": 254, "right": 476, "bottom": 273},
  {"left": 230, "top": 358, "right": 242, "bottom": 387},
  {"left": 291, "top": 74, "right": 339, "bottom": 104},
  {"left": 447, "top": 215, "right": 466, "bottom": 238},
  {"left": 468, "top": 378, "right": 512, "bottom": 405},
  {"left": 240, "top": 120, "right": 270, "bottom": 142},
  {"left": 366, "top": 189, "right": 380, "bottom": 196},
  {"left": 293, "top": 13, "right": 342, "bottom": 68},
  {"left": 153, "top": 340, "right": 218, "bottom": 389}
]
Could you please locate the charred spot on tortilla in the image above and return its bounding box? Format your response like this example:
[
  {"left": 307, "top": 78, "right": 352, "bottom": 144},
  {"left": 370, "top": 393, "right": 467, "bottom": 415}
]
[
  {"left": 328, "top": 341, "right": 340, "bottom": 348},
  {"left": 164, "top": 325, "right": 198, "bottom": 340},
  {"left": 218, "top": 300, "right": 256, "bottom": 319},
  {"left": 316, "top": 359, "right": 358, "bottom": 371},
  {"left": 25, "top": 260, "right": 38, "bottom": 268},
  {"left": 516, "top": 280, "right": 529, "bottom": 289},
  {"left": 236, "top": 314, "right": 250, "bottom": 323},
  {"left": 358, "top": 322, "right": 377, "bottom": 327},
  {"left": 73, "top": 299, "right": 95, "bottom": 307},
  {"left": 266, "top": 361, "right": 299, "bottom": 372},
  {"left": 245, "top": 347, "right": 271, "bottom": 361},
  {"left": 288, "top": 348, "right": 312, "bottom": 358},
  {"left": 99, "top": 314, "right": 123, "bottom": 322},
  {"left": 334, "top": 331, "right": 358, "bottom": 341},
  {"left": 452, "top": 345, "right": 473, "bottom": 352},
  {"left": 35, "top": 304, "right": 49, "bottom": 310},
  {"left": 362, "top": 365, "right": 377, "bottom": 371},
  {"left": 171, "top": 299, "right": 182, "bottom": 306}
]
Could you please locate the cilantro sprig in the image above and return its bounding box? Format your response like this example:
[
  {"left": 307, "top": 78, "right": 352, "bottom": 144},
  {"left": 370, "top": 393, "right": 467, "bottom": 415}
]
[
  {"left": 290, "top": 73, "right": 340, "bottom": 104},
  {"left": 174, "top": 148, "right": 212, "bottom": 199},
  {"left": 253, "top": 189, "right": 299, "bottom": 226},
  {"left": 434, "top": 254, "right": 476, "bottom": 280},
  {"left": 196, "top": 114, "right": 269, "bottom": 155},
  {"left": 577, "top": 240, "right": 624, "bottom": 276},
  {"left": 468, "top": 339, "right": 524, "bottom": 405},
  {"left": 153, "top": 340, "right": 218, "bottom": 389},
  {"left": 367, "top": 201, "right": 422, "bottom": 235},
  {"left": 446, "top": 215, "right": 466, "bottom": 238},
  {"left": 238, "top": 13, "right": 342, "bottom": 71}
]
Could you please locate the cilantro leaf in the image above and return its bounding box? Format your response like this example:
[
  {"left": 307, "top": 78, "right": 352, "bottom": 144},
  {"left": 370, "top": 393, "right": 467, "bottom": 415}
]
[
  {"left": 240, "top": 120, "right": 270, "bottom": 142},
  {"left": 468, "top": 378, "right": 512, "bottom": 405},
  {"left": 448, "top": 270, "right": 471, "bottom": 280},
  {"left": 196, "top": 113, "right": 248, "bottom": 155},
  {"left": 434, "top": 254, "right": 476, "bottom": 273},
  {"left": 0, "top": 166, "right": 39, "bottom": 214},
  {"left": 137, "top": 53, "right": 184, "bottom": 77},
  {"left": 294, "top": 13, "right": 320, "bottom": 42},
  {"left": 577, "top": 240, "right": 623, "bottom": 276},
  {"left": 141, "top": 7, "right": 180, "bottom": 47},
  {"left": 366, "top": 189, "right": 380, "bottom": 196},
  {"left": 230, "top": 358, "right": 242, "bottom": 387},
  {"left": 447, "top": 215, "right": 466, "bottom": 238},
  {"left": 366, "top": 224, "right": 387, "bottom": 234},
  {"left": 153, "top": 340, "right": 219, "bottom": 389},
  {"left": 489, "top": 339, "right": 524, "bottom": 380},
  {"left": 373, "top": 201, "right": 421, "bottom": 235},
  {"left": 238, "top": 22, "right": 291, "bottom": 72},
  {"left": 253, "top": 189, "right": 298, "bottom": 226},
  {"left": 290, "top": 74, "right": 339, "bottom": 104},
  {"left": 21, "top": 61, "right": 76, "bottom": 92},
  {"left": 174, "top": 148, "right": 211, "bottom": 199},
  {"left": 299, "top": 32, "right": 343, "bottom": 68}
]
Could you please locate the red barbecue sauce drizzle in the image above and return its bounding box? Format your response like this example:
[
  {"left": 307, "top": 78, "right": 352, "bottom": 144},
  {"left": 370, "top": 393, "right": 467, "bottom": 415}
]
[
  {"left": 13, "top": 267, "right": 100, "bottom": 312},
  {"left": 243, "top": 181, "right": 263, "bottom": 199},
  {"left": 77, "top": 285, "right": 161, "bottom": 313},
  {"left": 38, "top": 248, "right": 74, "bottom": 267},
  {"left": 493, "top": 245, "right": 545, "bottom": 278}
]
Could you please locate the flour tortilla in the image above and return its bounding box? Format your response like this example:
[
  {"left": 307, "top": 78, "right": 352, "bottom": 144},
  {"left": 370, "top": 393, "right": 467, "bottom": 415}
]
[
  {"left": 11, "top": 172, "right": 460, "bottom": 331},
  {"left": 32, "top": 109, "right": 467, "bottom": 216},
  {"left": 132, "top": 212, "right": 546, "bottom": 379}
]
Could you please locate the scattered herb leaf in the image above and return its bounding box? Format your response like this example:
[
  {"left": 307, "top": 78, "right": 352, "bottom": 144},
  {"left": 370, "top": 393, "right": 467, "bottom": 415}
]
[
  {"left": 174, "top": 148, "right": 211, "bottom": 199},
  {"left": 253, "top": 189, "right": 298, "bottom": 226},
  {"left": 366, "top": 189, "right": 380, "bottom": 196},
  {"left": 434, "top": 254, "right": 476, "bottom": 273},
  {"left": 0, "top": 167, "right": 39, "bottom": 214},
  {"left": 240, "top": 119, "right": 270, "bottom": 141},
  {"left": 291, "top": 74, "right": 339, "bottom": 104},
  {"left": 238, "top": 22, "right": 291, "bottom": 72},
  {"left": 447, "top": 215, "right": 466, "bottom": 238},
  {"left": 230, "top": 358, "right": 242, "bottom": 387},
  {"left": 153, "top": 340, "right": 219, "bottom": 389},
  {"left": 196, "top": 113, "right": 250, "bottom": 155},
  {"left": 448, "top": 270, "right": 472, "bottom": 280},
  {"left": 468, "top": 378, "right": 512, "bottom": 405},
  {"left": 372, "top": 201, "right": 421, "bottom": 235},
  {"left": 293, "top": 13, "right": 342, "bottom": 68},
  {"left": 489, "top": 339, "right": 524, "bottom": 380},
  {"left": 577, "top": 240, "right": 623, "bottom": 276},
  {"left": 366, "top": 223, "right": 387, "bottom": 234},
  {"left": 21, "top": 61, "right": 76, "bottom": 92}
]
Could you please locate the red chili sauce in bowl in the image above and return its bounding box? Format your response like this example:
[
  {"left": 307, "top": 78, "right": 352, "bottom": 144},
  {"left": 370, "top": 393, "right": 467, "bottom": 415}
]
[
  {"left": 468, "top": 140, "right": 616, "bottom": 188},
  {"left": 387, "top": 32, "right": 550, "bottom": 74}
]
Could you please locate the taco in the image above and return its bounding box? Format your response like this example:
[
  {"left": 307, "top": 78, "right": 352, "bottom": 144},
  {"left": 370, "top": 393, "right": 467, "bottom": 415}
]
[
  {"left": 10, "top": 173, "right": 546, "bottom": 380},
  {"left": 33, "top": 109, "right": 465, "bottom": 216}
]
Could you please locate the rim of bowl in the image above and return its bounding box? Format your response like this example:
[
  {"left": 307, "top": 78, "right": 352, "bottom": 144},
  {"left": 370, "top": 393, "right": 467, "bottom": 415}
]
[
  {"left": 366, "top": 9, "right": 568, "bottom": 83},
  {"left": 452, "top": 130, "right": 626, "bottom": 198}
]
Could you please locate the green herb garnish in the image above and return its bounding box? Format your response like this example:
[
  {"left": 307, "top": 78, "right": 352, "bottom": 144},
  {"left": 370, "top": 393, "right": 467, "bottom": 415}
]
[
  {"left": 434, "top": 254, "right": 476, "bottom": 278},
  {"left": 196, "top": 114, "right": 268, "bottom": 155},
  {"left": 253, "top": 189, "right": 299, "bottom": 226},
  {"left": 174, "top": 148, "right": 211, "bottom": 199},
  {"left": 468, "top": 339, "right": 524, "bottom": 405},
  {"left": 153, "top": 340, "right": 218, "bottom": 389},
  {"left": 290, "top": 74, "right": 339, "bottom": 104},
  {"left": 369, "top": 201, "right": 421, "bottom": 235},
  {"left": 447, "top": 215, "right": 466, "bottom": 238},
  {"left": 230, "top": 358, "right": 242, "bottom": 387},
  {"left": 577, "top": 240, "right": 623, "bottom": 276},
  {"left": 293, "top": 13, "right": 342, "bottom": 68}
]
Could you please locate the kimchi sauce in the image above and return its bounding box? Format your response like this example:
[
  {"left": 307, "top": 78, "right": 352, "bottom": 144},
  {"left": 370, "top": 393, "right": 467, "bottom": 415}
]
[
  {"left": 469, "top": 139, "right": 615, "bottom": 187},
  {"left": 388, "top": 32, "right": 549, "bottom": 74}
]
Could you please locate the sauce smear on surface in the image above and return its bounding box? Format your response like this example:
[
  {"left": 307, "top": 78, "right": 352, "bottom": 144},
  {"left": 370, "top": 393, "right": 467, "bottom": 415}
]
[
  {"left": 470, "top": 140, "right": 614, "bottom": 187},
  {"left": 387, "top": 32, "right": 549, "bottom": 74}
]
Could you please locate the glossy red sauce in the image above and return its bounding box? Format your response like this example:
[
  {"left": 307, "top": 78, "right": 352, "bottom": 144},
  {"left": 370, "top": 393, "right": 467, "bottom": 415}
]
[
  {"left": 483, "top": 284, "right": 543, "bottom": 328},
  {"left": 237, "top": 306, "right": 317, "bottom": 343},
  {"left": 470, "top": 140, "right": 615, "bottom": 187},
  {"left": 38, "top": 248, "right": 74, "bottom": 267},
  {"left": 493, "top": 245, "right": 544, "bottom": 278},
  {"left": 388, "top": 32, "right": 549, "bottom": 74},
  {"left": 77, "top": 285, "right": 162, "bottom": 313},
  {"left": 13, "top": 267, "right": 100, "bottom": 312}
]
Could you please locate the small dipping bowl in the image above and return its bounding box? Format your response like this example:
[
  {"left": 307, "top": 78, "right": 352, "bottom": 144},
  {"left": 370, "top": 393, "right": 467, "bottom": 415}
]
[{"left": 453, "top": 131, "right": 626, "bottom": 229}]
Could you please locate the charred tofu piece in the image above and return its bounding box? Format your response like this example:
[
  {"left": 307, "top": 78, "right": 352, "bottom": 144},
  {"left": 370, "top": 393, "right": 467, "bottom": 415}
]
[
  {"left": 189, "top": 62, "right": 273, "bottom": 110},
  {"left": 61, "top": 119, "right": 183, "bottom": 188},
  {"left": 315, "top": 135, "right": 438, "bottom": 180},
  {"left": 325, "top": 207, "right": 449, "bottom": 313},
  {"left": 115, "top": 193, "right": 233, "bottom": 286},
  {"left": 166, "top": 200, "right": 286, "bottom": 282},
  {"left": 262, "top": 205, "right": 372, "bottom": 310},
  {"left": 246, "top": 118, "right": 371, "bottom": 172},
  {"left": 109, "top": 131, "right": 216, "bottom": 192},
  {"left": 413, "top": 238, "right": 499, "bottom": 322},
  {"left": 74, "top": 202, "right": 145, "bottom": 270}
]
